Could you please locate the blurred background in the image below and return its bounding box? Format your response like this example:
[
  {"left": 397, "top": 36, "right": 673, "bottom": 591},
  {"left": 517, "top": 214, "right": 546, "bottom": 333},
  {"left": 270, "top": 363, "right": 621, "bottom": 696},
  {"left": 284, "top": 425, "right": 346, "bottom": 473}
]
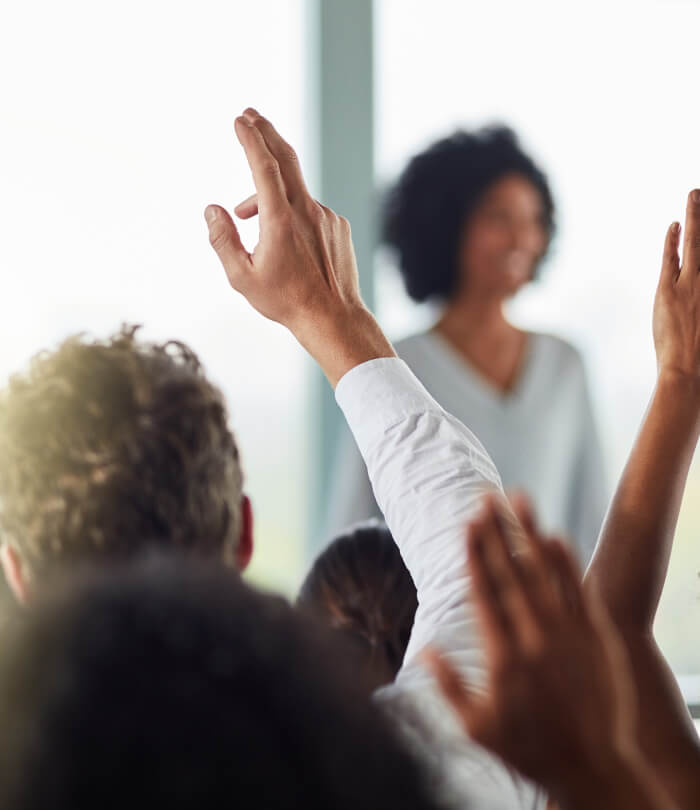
[{"left": 1, "top": 0, "right": 698, "bottom": 708}]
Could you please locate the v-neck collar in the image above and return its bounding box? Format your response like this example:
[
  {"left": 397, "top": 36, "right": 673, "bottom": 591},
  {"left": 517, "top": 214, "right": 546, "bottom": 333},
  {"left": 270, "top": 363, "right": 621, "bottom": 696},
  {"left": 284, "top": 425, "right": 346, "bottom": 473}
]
[{"left": 421, "top": 329, "right": 541, "bottom": 409}]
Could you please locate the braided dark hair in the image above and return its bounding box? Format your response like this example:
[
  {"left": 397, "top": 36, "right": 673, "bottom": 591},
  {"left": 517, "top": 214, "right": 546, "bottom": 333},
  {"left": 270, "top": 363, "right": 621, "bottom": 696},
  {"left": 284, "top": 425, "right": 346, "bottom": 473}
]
[{"left": 298, "top": 522, "right": 417, "bottom": 689}]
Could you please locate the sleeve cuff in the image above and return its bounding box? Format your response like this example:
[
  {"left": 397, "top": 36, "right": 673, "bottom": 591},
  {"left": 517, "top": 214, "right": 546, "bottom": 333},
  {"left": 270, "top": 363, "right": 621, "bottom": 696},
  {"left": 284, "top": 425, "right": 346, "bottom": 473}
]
[{"left": 335, "top": 357, "right": 444, "bottom": 454}]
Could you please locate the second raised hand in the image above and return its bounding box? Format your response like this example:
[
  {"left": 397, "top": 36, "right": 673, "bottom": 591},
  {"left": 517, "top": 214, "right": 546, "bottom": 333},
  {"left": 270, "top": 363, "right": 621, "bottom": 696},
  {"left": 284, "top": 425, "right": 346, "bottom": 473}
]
[
  {"left": 653, "top": 189, "right": 700, "bottom": 382},
  {"left": 204, "top": 108, "right": 394, "bottom": 387}
]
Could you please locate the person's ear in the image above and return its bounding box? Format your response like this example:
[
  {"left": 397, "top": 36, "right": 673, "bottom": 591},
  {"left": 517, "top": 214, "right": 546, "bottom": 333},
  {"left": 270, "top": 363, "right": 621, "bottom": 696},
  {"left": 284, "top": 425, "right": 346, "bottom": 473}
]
[
  {"left": 235, "top": 494, "right": 254, "bottom": 571},
  {"left": 0, "top": 543, "right": 30, "bottom": 604}
]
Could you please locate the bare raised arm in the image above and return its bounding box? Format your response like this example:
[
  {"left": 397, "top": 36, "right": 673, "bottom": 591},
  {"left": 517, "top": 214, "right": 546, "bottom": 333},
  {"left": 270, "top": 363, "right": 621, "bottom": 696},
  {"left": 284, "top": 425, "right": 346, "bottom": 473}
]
[
  {"left": 585, "top": 191, "right": 700, "bottom": 629},
  {"left": 583, "top": 190, "right": 700, "bottom": 808},
  {"left": 204, "top": 108, "right": 395, "bottom": 387}
]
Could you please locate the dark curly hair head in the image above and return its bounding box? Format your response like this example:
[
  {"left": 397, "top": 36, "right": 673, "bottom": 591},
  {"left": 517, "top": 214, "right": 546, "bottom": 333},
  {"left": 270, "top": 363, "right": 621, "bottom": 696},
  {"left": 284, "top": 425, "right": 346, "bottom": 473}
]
[
  {"left": 0, "top": 556, "right": 441, "bottom": 810},
  {"left": 383, "top": 125, "right": 555, "bottom": 302},
  {"left": 297, "top": 522, "right": 417, "bottom": 691},
  {"left": 0, "top": 326, "right": 243, "bottom": 580}
]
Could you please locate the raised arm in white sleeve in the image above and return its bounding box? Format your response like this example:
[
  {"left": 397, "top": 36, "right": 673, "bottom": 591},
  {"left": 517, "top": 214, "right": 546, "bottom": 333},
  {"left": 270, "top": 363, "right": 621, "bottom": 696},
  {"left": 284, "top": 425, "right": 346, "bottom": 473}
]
[{"left": 335, "top": 357, "right": 510, "bottom": 678}]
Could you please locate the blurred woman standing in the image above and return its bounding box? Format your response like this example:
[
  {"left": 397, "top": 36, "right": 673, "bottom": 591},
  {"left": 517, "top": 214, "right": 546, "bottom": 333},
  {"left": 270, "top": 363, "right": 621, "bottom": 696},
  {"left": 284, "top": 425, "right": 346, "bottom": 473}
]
[{"left": 326, "top": 127, "right": 606, "bottom": 564}]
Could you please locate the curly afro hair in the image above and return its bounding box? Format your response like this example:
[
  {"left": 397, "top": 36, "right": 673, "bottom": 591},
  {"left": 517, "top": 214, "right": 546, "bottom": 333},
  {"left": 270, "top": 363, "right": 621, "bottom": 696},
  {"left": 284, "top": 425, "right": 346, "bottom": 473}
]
[
  {"left": 383, "top": 125, "right": 555, "bottom": 302},
  {"left": 0, "top": 326, "right": 243, "bottom": 580}
]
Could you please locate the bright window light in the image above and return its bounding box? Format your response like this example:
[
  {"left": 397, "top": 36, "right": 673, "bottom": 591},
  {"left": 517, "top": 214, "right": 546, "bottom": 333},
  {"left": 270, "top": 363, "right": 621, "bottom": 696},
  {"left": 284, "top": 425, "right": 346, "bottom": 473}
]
[{"left": 0, "top": 0, "right": 311, "bottom": 594}]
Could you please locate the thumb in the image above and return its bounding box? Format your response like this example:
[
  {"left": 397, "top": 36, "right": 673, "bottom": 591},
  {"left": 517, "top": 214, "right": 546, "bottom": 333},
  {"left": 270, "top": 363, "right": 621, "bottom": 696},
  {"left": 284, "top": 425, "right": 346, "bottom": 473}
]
[{"left": 204, "top": 205, "right": 251, "bottom": 287}]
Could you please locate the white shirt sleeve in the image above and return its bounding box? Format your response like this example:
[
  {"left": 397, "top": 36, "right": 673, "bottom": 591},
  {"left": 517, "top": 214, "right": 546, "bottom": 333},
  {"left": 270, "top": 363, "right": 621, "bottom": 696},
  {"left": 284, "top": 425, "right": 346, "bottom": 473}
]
[{"left": 335, "top": 357, "right": 511, "bottom": 683}]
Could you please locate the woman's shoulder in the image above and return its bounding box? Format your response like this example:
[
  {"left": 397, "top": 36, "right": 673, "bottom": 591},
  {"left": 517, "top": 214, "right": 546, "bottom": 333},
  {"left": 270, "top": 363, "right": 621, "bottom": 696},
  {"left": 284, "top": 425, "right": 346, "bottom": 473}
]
[
  {"left": 530, "top": 330, "right": 583, "bottom": 363},
  {"left": 528, "top": 331, "right": 589, "bottom": 388}
]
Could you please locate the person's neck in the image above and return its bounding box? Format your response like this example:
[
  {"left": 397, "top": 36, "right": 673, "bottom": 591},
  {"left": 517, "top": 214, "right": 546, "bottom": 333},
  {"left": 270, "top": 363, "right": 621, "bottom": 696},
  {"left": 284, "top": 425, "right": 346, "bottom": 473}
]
[
  {"left": 433, "top": 294, "right": 527, "bottom": 393},
  {"left": 435, "top": 292, "right": 521, "bottom": 348}
]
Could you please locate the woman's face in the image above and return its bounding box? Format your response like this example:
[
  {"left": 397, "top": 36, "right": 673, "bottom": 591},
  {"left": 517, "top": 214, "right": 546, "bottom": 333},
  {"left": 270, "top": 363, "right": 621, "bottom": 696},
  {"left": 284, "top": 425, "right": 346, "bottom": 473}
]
[{"left": 456, "top": 173, "right": 548, "bottom": 301}]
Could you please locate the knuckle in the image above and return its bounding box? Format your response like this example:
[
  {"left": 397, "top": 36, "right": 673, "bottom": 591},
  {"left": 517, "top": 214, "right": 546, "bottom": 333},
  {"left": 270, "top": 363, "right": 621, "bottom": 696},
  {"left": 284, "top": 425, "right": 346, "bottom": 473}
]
[
  {"left": 261, "top": 158, "right": 281, "bottom": 178},
  {"left": 306, "top": 201, "right": 325, "bottom": 224},
  {"left": 280, "top": 146, "right": 298, "bottom": 164},
  {"left": 271, "top": 210, "right": 293, "bottom": 234}
]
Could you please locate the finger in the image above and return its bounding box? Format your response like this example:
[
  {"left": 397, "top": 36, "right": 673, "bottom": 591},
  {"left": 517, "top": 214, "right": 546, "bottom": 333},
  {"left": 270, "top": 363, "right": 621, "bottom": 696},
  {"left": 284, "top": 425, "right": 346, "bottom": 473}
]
[
  {"left": 510, "top": 494, "right": 560, "bottom": 616},
  {"left": 543, "top": 538, "right": 586, "bottom": 619},
  {"left": 659, "top": 221, "right": 681, "bottom": 287},
  {"left": 234, "top": 193, "right": 259, "bottom": 220},
  {"left": 242, "top": 108, "right": 308, "bottom": 202},
  {"left": 204, "top": 205, "right": 251, "bottom": 287},
  {"left": 479, "top": 497, "right": 542, "bottom": 649},
  {"left": 467, "top": 516, "right": 515, "bottom": 658},
  {"left": 234, "top": 116, "right": 287, "bottom": 218},
  {"left": 680, "top": 189, "right": 700, "bottom": 280},
  {"left": 422, "top": 647, "right": 479, "bottom": 730},
  {"left": 509, "top": 491, "right": 537, "bottom": 537}
]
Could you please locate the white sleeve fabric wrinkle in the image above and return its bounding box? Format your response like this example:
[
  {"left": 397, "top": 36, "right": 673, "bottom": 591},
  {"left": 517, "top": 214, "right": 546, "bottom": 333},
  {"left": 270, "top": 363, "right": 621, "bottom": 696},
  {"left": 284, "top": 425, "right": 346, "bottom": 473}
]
[{"left": 336, "top": 358, "right": 509, "bottom": 672}]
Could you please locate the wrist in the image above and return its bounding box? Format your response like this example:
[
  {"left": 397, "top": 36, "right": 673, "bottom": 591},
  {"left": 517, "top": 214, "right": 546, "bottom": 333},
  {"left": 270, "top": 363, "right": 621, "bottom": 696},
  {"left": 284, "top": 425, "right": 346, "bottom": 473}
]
[
  {"left": 655, "top": 368, "right": 700, "bottom": 421},
  {"left": 293, "top": 302, "right": 396, "bottom": 388},
  {"left": 657, "top": 366, "right": 700, "bottom": 395}
]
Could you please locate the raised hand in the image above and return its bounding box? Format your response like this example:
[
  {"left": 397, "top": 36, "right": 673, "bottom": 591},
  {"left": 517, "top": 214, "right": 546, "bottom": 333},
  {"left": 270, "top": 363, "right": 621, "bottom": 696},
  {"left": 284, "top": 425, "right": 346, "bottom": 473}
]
[
  {"left": 583, "top": 188, "right": 700, "bottom": 810},
  {"left": 653, "top": 190, "right": 700, "bottom": 382},
  {"left": 204, "top": 109, "right": 393, "bottom": 387},
  {"left": 425, "top": 495, "right": 674, "bottom": 810}
]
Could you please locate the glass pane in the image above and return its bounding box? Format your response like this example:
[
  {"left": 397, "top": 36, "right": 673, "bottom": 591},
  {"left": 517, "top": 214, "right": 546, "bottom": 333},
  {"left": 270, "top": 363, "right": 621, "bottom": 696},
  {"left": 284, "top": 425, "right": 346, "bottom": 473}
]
[{"left": 0, "top": 0, "right": 310, "bottom": 595}]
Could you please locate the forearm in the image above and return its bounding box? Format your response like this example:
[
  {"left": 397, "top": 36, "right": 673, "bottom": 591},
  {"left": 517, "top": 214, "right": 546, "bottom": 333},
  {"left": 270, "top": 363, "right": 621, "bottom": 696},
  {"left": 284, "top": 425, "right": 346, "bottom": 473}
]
[
  {"left": 553, "top": 748, "right": 676, "bottom": 810},
  {"left": 584, "top": 370, "right": 700, "bottom": 629}
]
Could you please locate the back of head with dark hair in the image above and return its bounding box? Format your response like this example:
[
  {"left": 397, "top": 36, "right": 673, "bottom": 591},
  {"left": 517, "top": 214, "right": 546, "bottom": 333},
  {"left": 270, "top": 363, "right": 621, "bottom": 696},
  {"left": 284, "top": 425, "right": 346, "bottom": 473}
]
[
  {"left": 298, "top": 522, "right": 418, "bottom": 690},
  {"left": 0, "top": 326, "right": 243, "bottom": 580},
  {"left": 383, "top": 125, "right": 555, "bottom": 302},
  {"left": 0, "top": 557, "right": 443, "bottom": 810}
]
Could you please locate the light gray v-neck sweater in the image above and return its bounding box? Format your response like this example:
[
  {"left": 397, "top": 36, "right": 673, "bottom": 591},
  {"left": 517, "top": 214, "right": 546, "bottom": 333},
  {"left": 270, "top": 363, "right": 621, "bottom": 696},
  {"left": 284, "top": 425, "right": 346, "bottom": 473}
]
[{"left": 325, "top": 330, "right": 607, "bottom": 564}]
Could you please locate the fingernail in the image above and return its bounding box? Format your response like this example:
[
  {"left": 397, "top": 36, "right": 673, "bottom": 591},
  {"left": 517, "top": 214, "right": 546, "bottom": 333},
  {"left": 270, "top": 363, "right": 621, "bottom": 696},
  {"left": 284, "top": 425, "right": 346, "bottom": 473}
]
[
  {"left": 692, "top": 189, "right": 700, "bottom": 204},
  {"left": 243, "top": 107, "right": 260, "bottom": 119},
  {"left": 235, "top": 115, "right": 252, "bottom": 128},
  {"left": 672, "top": 221, "right": 681, "bottom": 235},
  {"left": 204, "top": 206, "right": 218, "bottom": 225}
]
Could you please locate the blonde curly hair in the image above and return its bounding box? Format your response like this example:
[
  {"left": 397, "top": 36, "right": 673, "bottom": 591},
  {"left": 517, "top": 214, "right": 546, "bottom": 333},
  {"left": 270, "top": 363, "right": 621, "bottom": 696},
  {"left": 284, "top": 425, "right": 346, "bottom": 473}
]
[{"left": 0, "top": 326, "right": 243, "bottom": 579}]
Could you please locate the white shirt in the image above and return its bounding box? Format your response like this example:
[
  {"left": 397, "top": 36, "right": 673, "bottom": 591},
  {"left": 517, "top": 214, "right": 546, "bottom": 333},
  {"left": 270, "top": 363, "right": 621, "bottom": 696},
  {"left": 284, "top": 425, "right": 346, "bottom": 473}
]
[
  {"left": 335, "top": 357, "right": 547, "bottom": 810},
  {"left": 328, "top": 330, "right": 607, "bottom": 565}
]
